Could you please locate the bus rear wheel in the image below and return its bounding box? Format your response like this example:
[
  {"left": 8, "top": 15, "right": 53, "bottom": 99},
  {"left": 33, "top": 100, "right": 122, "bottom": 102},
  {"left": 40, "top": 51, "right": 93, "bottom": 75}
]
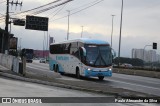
[{"left": 98, "top": 76, "right": 104, "bottom": 80}]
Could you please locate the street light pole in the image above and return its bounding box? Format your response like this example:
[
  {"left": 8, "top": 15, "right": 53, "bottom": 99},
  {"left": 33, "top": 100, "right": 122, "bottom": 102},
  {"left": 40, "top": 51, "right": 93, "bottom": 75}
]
[
  {"left": 67, "top": 10, "right": 70, "bottom": 40},
  {"left": 118, "top": 0, "right": 123, "bottom": 67},
  {"left": 19, "top": 38, "right": 22, "bottom": 50},
  {"left": 111, "top": 15, "right": 115, "bottom": 48},
  {"left": 81, "top": 26, "right": 83, "bottom": 38}
]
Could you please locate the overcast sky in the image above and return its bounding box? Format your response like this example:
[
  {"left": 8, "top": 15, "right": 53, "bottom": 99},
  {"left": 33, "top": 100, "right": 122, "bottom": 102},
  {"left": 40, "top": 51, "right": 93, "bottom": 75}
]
[{"left": 0, "top": 0, "right": 160, "bottom": 57}]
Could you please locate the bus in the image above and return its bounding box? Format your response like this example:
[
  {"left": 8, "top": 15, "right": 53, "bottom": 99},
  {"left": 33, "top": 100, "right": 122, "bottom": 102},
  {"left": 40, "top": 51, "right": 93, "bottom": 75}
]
[
  {"left": 21, "top": 48, "right": 34, "bottom": 63},
  {"left": 49, "top": 38, "right": 114, "bottom": 80}
]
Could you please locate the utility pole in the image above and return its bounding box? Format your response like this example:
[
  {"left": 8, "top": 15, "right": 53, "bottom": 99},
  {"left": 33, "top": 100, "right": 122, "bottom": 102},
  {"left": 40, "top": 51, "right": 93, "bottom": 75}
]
[
  {"left": 67, "top": 10, "right": 70, "bottom": 40},
  {"left": 81, "top": 26, "right": 83, "bottom": 38},
  {"left": 5, "top": 0, "right": 9, "bottom": 33},
  {"left": 118, "top": 0, "right": 123, "bottom": 67},
  {"left": 5, "top": 0, "right": 23, "bottom": 54},
  {"left": 111, "top": 15, "right": 115, "bottom": 48}
]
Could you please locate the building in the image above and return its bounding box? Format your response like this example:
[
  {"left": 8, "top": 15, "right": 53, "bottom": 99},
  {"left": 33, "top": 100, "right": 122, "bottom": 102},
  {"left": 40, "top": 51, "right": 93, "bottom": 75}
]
[
  {"left": 132, "top": 49, "right": 159, "bottom": 63},
  {"left": 34, "top": 50, "right": 49, "bottom": 58}
]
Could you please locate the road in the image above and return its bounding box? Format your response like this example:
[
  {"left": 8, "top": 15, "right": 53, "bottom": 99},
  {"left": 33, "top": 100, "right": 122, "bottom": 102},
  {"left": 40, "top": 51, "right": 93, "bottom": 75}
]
[
  {"left": 0, "top": 62, "right": 158, "bottom": 106},
  {"left": 26, "top": 60, "right": 160, "bottom": 97},
  {"left": 106, "top": 73, "right": 160, "bottom": 96},
  {"left": 1, "top": 76, "right": 159, "bottom": 106}
]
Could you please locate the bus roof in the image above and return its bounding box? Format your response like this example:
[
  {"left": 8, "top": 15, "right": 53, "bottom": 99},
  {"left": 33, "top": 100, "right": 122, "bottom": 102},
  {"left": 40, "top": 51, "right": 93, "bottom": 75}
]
[{"left": 51, "top": 38, "right": 110, "bottom": 45}]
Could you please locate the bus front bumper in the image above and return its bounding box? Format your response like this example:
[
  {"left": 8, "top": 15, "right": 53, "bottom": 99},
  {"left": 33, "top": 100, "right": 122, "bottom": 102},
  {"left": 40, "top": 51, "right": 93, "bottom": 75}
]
[{"left": 84, "top": 70, "right": 112, "bottom": 77}]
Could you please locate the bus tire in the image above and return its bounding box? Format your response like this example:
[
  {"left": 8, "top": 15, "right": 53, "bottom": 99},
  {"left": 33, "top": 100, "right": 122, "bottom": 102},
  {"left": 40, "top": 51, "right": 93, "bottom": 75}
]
[
  {"left": 55, "top": 65, "right": 59, "bottom": 72},
  {"left": 53, "top": 64, "right": 55, "bottom": 71},
  {"left": 76, "top": 67, "right": 80, "bottom": 79},
  {"left": 60, "top": 72, "right": 64, "bottom": 75},
  {"left": 98, "top": 76, "right": 104, "bottom": 80}
]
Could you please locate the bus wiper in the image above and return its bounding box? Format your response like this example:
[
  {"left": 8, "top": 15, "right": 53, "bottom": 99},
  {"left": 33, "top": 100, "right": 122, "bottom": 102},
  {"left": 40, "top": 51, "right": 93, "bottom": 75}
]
[
  {"left": 93, "top": 54, "right": 99, "bottom": 66},
  {"left": 100, "top": 55, "right": 107, "bottom": 66}
]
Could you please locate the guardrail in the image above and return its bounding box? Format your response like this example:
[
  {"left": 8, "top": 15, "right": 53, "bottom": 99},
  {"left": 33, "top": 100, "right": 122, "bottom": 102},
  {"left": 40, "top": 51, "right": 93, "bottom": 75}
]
[{"left": 0, "top": 53, "right": 19, "bottom": 73}]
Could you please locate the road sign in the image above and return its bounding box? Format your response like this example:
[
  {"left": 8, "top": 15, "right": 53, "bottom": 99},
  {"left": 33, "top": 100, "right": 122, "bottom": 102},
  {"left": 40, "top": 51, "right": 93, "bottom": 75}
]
[
  {"left": 13, "top": 19, "right": 25, "bottom": 26},
  {"left": 25, "top": 15, "right": 49, "bottom": 31},
  {"left": 153, "top": 42, "right": 157, "bottom": 49}
]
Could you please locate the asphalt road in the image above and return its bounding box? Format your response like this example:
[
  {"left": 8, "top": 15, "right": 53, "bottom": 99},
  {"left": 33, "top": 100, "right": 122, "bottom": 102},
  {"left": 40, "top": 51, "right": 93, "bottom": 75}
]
[
  {"left": 0, "top": 65, "right": 158, "bottom": 106},
  {"left": 105, "top": 73, "right": 160, "bottom": 96},
  {"left": 0, "top": 76, "right": 111, "bottom": 106},
  {"left": 0, "top": 76, "right": 106, "bottom": 97},
  {"left": 26, "top": 60, "right": 160, "bottom": 97}
]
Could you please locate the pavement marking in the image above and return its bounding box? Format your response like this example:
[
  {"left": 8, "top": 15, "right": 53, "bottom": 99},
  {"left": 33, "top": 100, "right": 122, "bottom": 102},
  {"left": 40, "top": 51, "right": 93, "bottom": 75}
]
[
  {"left": 107, "top": 78, "right": 160, "bottom": 90},
  {"left": 112, "top": 73, "right": 160, "bottom": 85}
]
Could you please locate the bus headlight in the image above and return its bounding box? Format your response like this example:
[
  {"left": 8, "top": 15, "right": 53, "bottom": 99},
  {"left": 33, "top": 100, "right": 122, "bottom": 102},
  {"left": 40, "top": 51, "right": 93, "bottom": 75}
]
[
  {"left": 87, "top": 68, "right": 92, "bottom": 71},
  {"left": 109, "top": 68, "right": 112, "bottom": 71}
]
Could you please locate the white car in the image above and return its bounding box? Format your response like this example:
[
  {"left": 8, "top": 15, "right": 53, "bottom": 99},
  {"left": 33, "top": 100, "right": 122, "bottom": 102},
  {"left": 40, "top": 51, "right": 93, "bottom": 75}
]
[{"left": 39, "top": 58, "right": 46, "bottom": 63}]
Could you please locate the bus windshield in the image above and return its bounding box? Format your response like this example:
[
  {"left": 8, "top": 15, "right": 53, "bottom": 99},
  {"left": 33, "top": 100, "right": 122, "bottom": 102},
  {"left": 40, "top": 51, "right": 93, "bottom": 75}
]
[{"left": 85, "top": 45, "right": 112, "bottom": 67}]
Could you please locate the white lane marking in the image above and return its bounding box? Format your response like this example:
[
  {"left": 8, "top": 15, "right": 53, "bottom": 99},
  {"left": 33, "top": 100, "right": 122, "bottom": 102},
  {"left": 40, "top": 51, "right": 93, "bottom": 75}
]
[
  {"left": 112, "top": 73, "right": 160, "bottom": 85},
  {"left": 107, "top": 78, "right": 160, "bottom": 90}
]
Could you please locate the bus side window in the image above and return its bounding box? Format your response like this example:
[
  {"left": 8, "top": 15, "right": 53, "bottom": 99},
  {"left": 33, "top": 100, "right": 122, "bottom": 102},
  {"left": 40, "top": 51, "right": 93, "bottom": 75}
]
[{"left": 79, "top": 47, "right": 85, "bottom": 62}]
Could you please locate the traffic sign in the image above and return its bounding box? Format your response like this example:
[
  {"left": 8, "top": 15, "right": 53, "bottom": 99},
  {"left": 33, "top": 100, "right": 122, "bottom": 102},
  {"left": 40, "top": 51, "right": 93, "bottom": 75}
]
[
  {"left": 13, "top": 19, "right": 25, "bottom": 26},
  {"left": 153, "top": 42, "right": 157, "bottom": 49},
  {"left": 25, "top": 15, "right": 49, "bottom": 31}
]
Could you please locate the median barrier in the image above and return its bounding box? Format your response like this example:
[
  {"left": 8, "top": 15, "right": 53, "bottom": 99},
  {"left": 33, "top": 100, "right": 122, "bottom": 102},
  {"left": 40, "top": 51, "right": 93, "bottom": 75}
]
[
  {"left": 1, "top": 54, "right": 13, "bottom": 70},
  {"left": 0, "top": 53, "right": 19, "bottom": 74},
  {"left": 12, "top": 57, "right": 19, "bottom": 73}
]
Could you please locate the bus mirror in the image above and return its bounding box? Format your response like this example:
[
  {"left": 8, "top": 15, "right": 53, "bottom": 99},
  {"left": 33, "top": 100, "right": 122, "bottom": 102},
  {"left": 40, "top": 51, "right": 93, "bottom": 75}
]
[
  {"left": 80, "top": 47, "right": 86, "bottom": 57},
  {"left": 112, "top": 49, "right": 116, "bottom": 59}
]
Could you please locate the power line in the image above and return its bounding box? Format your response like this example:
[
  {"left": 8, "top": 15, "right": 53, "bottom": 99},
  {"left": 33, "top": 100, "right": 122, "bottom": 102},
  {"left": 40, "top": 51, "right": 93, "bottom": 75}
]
[
  {"left": 10, "top": 0, "right": 73, "bottom": 20},
  {"left": 49, "top": 0, "right": 102, "bottom": 21},
  {"left": 50, "top": 0, "right": 104, "bottom": 21},
  {"left": 49, "top": 3, "right": 67, "bottom": 19},
  {"left": 11, "top": 0, "right": 63, "bottom": 16},
  {"left": 69, "top": 0, "right": 102, "bottom": 12},
  {"left": 44, "top": 5, "right": 63, "bottom": 18},
  {"left": 31, "top": 0, "right": 73, "bottom": 15}
]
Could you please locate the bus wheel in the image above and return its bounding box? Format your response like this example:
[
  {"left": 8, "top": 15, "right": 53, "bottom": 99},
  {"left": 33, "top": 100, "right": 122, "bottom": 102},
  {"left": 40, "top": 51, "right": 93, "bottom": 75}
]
[
  {"left": 98, "top": 76, "right": 104, "bottom": 80},
  {"left": 55, "top": 65, "right": 59, "bottom": 72},
  {"left": 60, "top": 72, "right": 64, "bottom": 75},
  {"left": 76, "top": 68, "right": 80, "bottom": 79},
  {"left": 53, "top": 64, "right": 55, "bottom": 71}
]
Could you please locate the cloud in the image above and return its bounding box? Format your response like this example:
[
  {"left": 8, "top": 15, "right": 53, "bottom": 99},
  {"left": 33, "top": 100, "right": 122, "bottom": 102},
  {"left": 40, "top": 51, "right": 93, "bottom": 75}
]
[{"left": 0, "top": 0, "right": 160, "bottom": 57}]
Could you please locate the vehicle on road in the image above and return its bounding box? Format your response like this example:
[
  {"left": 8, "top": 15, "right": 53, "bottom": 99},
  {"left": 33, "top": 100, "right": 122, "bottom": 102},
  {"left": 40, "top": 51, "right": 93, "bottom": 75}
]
[
  {"left": 22, "top": 48, "right": 34, "bottom": 63},
  {"left": 49, "top": 38, "right": 114, "bottom": 80},
  {"left": 121, "top": 63, "right": 133, "bottom": 68},
  {"left": 39, "top": 58, "right": 46, "bottom": 63}
]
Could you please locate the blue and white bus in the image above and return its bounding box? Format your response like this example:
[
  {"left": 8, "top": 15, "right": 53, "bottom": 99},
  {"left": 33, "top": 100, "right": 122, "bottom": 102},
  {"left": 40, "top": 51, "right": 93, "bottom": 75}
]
[{"left": 49, "top": 38, "right": 114, "bottom": 80}]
